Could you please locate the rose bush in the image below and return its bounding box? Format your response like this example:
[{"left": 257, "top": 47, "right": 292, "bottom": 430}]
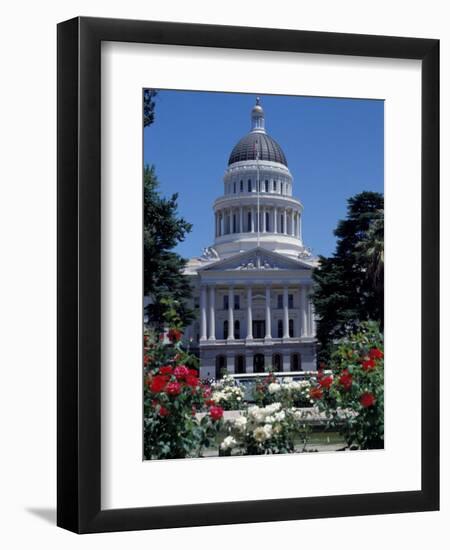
[
  {"left": 144, "top": 329, "right": 223, "bottom": 459},
  {"left": 209, "top": 375, "right": 245, "bottom": 410},
  {"left": 309, "top": 321, "right": 384, "bottom": 450},
  {"left": 219, "top": 403, "right": 309, "bottom": 456},
  {"left": 253, "top": 374, "right": 313, "bottom": 408}
]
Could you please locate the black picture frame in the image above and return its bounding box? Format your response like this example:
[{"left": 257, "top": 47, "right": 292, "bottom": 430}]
[{"left": 57, "top": 16, "right": 439, "bottom": 533}]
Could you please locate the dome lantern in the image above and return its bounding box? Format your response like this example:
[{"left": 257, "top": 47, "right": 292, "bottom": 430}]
[{"left": 251, "top": 97, "right": 265, "bottom": 132}]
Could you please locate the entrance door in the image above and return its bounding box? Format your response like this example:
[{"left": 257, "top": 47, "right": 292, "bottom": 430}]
[
  {"left": 252, "top": 320, "right": 265, "bottom": 339},
  {"left": 253, "top": 353, "right": 265, "bottom": 373}
]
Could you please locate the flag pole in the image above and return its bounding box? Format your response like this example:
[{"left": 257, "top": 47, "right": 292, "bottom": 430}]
[{"left": 256, "top": 139, "right": 260, "bottom": 248}]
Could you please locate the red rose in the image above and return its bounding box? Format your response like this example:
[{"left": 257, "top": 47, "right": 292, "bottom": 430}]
[
  {"left": 158, "top": 406, "right": 170, "bottom": 417},
  {"left": 361, "top": 359, "right": 376, "bottom": 371},
  {"left": 339, "top": 370, "right": 353, "bottom": 391},
  {"left": 168, "top": 328, "right": 182, "bottom": 342},
  {"left": 159, "top": 365, "right": 174, "bottom": 376},
  {"left": 203, "top": 387, "right": 212, "bottom": 399},
  {"left": 185, "top": 375, "right": 199, "bottom": 387},
  {"left": 174, "top": 365, "right": 189, "bottom": 379},
  {"left": 205, "top": 399, "right": 216, "bottom": 407},
  {"left": 150, "top": 375, "right": 168, "bottom": 393},
  {"left": 188, "top": 369, "right": 199, "bottom": 377},
  {"left": 319, "top": 375, "right": 333, "bottom": 389},
  {"left": 369, "top": 348, "right": 384, "bottom": 360},
  {"left": 166, "top": 381, "right": 182, "bottom": 396},
  {"left": 209, "top": 405, "right": 224, "bottom": 421},
  {"left": 360, "top": 392, "right": 376, "bottom": 408},
  {"left": 309, "top": 387, "right": 323, "bottom": 400}
]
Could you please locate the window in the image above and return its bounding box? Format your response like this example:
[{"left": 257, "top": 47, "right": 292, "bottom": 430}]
[
  {"left": 277, "top": 294, "right": 283, "bottom": 309},
  {"left": 236, "top": 355, "right": 245, "bottom": 374},
  {"left": 273, "top": 354, "right": 282, "bottom": 371},
  {"left": 233, "top": 182, "right": 236, "bottom": 193},
  {"left": 277, "top": 320, "right": 283, "bottom": 338},
  {"left": 289, "top": 319, "right": 294, "bottom": 337},
  {"left": 240, "top": 180, "right": 243, "bottom": 192},
  {"left": 288, "top": 294, "right": 294, "bottom": 309},
  {"left": 223, "top": 295, "right": 229, "bottom": 310},
  {"left": 234, "top": 294, "right": 240, "bottom": 310},
  {"left": 234, "top": 320, "right": 240, "bottom": 339},
  {"left": 265, "top": 211, "right": 270, "bottom": 232},
  {"left": 291, "top": 353, "right": 300, "bottom": 372},
  {"left": 233, "top": 214, "right": 237, "bottom": 233},
  {"left": 247, "top": 211, "right": 252, "bottom": 232},
  {"left": 280, "top": 215, "right": 284, "bottom": 233},
  {"left": 273, "top": 181, "right": 277, "bottom": 192},
  {"left": 248, "top": 179, "right": 252, "bottom": 192},
  {"left": 265, "top": 179, "right": 269, "bottom": 192},
  {"left": 223, "top": 320, "right": 229, "bottom": 339}
]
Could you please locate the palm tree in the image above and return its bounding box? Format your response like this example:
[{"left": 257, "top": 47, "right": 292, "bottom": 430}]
[{"left": 356, "top": 209, "right": 384, "bottom": 295}]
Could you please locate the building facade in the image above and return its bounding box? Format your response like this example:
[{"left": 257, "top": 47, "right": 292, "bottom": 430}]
[{"left": 183, "top": 98, "right": 317, "bottom": 379}]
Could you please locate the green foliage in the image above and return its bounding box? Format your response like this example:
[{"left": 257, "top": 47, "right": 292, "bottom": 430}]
[
  {"left": 312, "top": 321, "right": 384, "bottom": 450},
  {"left": 143, "top": 89, "right": 157, "bottom": 127},
  {"left": 312, "top": 191, "right": 384, "bottom": 359},
  {"left": 144, "top": 165, "right": 194, "bottom": 329}
]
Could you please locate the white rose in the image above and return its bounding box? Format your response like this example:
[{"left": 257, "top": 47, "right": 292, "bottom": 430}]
[
  {"left": 220, "top": 436, "right": 237, "bottom": 450},
  {"left": 268, "top": 383, "right": 281, "bottom": 394},
  {"left": 253, "top": 426, "right": 269, "bottom": 442},
  {"left": 274, "top": 411, "right": 286, "bottom": 422},
  {"left": 263, "top": 424, "right": 273, "bottom": 438}
]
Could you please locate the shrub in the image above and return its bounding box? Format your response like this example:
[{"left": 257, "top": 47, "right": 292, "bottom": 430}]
[
  {"left": 219, "top": 403, "right": 309, "bottom": 456},
  {"left": 310, "top": 321, "right": 384, "bottom": 450},
  {"left": 253, "top": 374, "right": 313, "bottom": 408},
  {"left": 210, "top": 375, "right": 245, "bottom": 410},
  {"left": 144, "top": 330, "right": 222, "bottom": 459}
]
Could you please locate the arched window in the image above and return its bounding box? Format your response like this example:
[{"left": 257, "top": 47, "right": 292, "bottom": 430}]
[
  {"left": 234, "top": 320, "right": 240, "bottom": 339},
  {"left": 277, "top": 320, "right": 283, "bottom": 338},
  {"left": 273, "top": 354, "right": 281, "bottom": 372},
  {"left": 291, "top": 353, "right": 301, "bottom": 372},
  {"left": 223, "top": 320, "right": 229, "bottom": 340},
  {"left": 216, "top": 355, "right": 226, "bottom": 379},
  {"left": 265, "top": 211, "right": 270, "bottom": 231},
  {"left": 235, "top": 355, "right": 245, "bottom": 374},
  {"left": 247, "top": 211, "right": 252, "bottom": 232},
  {"left": 289, "top": 319, "right": 294, "bottom": 337}
]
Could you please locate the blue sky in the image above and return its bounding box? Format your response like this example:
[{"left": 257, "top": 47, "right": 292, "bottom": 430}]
[{"left": 143, "top": 90, "right": 384, "bottom": 258}]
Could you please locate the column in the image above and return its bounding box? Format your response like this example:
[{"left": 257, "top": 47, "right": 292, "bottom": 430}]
[
  {"left": 200, "top": 285, "right": 207, "bottom": 341},
  {"left": 220, "top": 211, "right": 224, "bottom": 236},
  {"left": 291, "top": 210, "right": 295, "bottom": 236},
  {"left": 283, "top": 285, "right": 289, "bottom": 339},
  {"left": 208, "top": 285, "right": 216, "bottom": 340},
  {"left": 265, "top": 285, "right": 272, "bottom": 339},
  {"left": 246, "top": 286, "right": 253, "bottom": 340},
  {"left": 300, "top": 285, "right": 307, "bottom": 337},
  {"left": 307, "top": 287, "right": 313, "bottom": 337},
  {"left": 228, "top": 209, "right": 232, "bottom": 234},
  {"left": 262, "top": 207, "right": 267, "bottom": 232},
  {"left": 310, "top": 300, "right": 316, "bottom": 337},
  {"left": 298, "top": 213, "right": 302, "bottom": 240},
  {"left": 273, "top": 207, "right": 278, "bottom": 233},
  {"left": 251, "top": 208, "right": 255, "bottom": 233},
  {"left": 239, "top": 206, "right": 243, "bottom": 233},
  {"left": 283, "top": 209, "right": 287, "bottom": 235},
  {"left": 227, "top": 286, "right": 234, "bottom": 340}
]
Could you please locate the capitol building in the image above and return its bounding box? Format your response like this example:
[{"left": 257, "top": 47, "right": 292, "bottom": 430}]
[{"left": 183, "top": 98, "right": 318, "bottom": 379}]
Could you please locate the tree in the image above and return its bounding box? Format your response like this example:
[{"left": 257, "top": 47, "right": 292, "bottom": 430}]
[
  {"left": 143, "top": 88, "right": 194, "bottom": 329},
  {"left": 143, "top": 89, "right": 157, "bottom": 128},
  {"left": 144, "top": 165, "right": 194, "bottom": 330},
  {"left": 312, "top": 192, "right": 384, "bottom": 358}
]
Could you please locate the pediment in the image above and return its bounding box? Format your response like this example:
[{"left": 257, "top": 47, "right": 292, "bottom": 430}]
[{"left": 197, "top": 247, "right": 312, "bottom": 273}]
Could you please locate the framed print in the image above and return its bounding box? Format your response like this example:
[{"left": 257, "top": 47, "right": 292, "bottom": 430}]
[{"left": 57, "top": 17, "right": 439, "bottom": 533}]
